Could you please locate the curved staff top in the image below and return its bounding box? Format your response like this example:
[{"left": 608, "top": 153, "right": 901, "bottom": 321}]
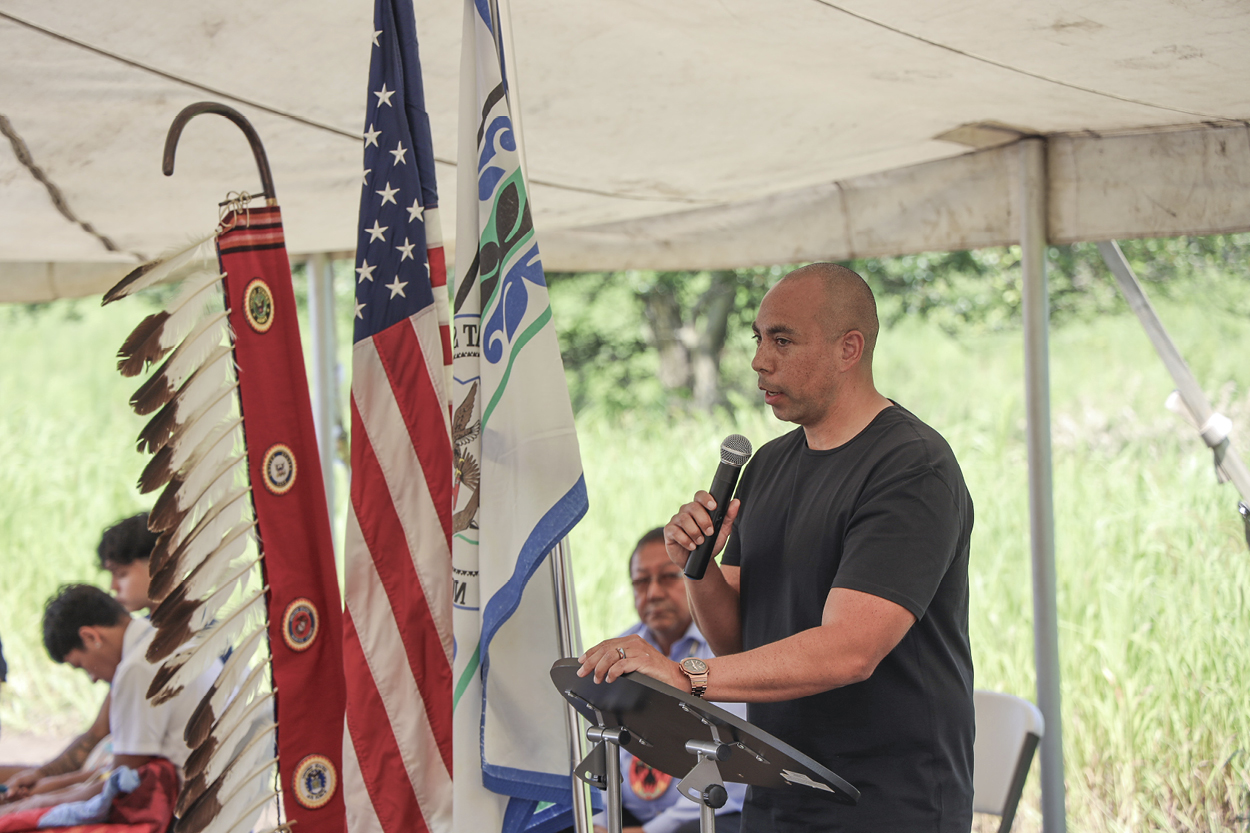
[{"left": 550, "top": 658, "right": 858, "bottom": 804}]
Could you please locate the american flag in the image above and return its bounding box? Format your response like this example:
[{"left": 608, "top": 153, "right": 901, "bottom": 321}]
[{"left": 341, "top": 1, "right": 455, "bottom": 833}]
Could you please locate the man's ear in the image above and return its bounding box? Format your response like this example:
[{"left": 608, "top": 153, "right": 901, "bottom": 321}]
[
  {"left": 840, "top": 330, "right": 866, "bottom": 368},
  {"left": 77, "top": 625, "right": 101, "bottom": 650}
]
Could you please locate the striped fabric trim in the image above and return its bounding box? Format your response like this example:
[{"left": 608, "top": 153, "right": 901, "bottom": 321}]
[{"left": 217, "top": 207, "right": 286, "bottom": 253}]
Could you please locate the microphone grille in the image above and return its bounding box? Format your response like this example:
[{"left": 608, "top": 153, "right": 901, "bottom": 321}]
[{"left": 719, "top": 434, "right": 753, "bottom": 467}]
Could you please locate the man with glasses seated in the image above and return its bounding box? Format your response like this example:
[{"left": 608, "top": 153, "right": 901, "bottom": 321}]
[{"left": 593, "top": 528, "right": 745, "bottom": 833}]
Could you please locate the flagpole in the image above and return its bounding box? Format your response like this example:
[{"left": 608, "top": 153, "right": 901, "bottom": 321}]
[{"left": 552, "top": 538, "right": 592, "bottom": 833}]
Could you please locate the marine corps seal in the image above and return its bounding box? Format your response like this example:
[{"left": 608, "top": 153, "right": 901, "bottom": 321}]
[{"left": 282, "top": 598, "right": 319, "bottom": 652}]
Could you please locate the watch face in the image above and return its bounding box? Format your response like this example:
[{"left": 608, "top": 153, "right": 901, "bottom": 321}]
[{"left": 682, "top": 658, "right": 708, "bottom": 674}]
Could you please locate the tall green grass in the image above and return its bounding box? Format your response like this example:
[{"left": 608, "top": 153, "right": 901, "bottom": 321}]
[
  {"left": 3, "top": 291, "right": 1249, "bottom": 830},
  {"left": 1, "top": 300, "right": 153, "bottom": 734}
]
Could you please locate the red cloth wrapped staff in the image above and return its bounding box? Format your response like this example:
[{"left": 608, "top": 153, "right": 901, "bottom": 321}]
[{"left": 103, "top": 102, "right": 347, "bottom": 833}]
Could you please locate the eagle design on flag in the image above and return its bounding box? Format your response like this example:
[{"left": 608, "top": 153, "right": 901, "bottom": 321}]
[{"left": 452, "top": 381, "right": 481, "bottom": 533}]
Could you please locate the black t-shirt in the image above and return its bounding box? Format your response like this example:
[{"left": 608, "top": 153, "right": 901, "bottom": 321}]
[{"left": 722, "top": 404, "right": 974, "bottom": 832}]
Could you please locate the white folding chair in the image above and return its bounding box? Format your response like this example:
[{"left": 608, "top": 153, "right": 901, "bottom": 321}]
[{"left": 973, "top": 690, "right": 1044, "bottom": 833}]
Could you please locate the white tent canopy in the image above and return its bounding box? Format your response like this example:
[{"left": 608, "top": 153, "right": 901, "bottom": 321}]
[
  {"left": 5, "top": 3, "right": 1250, "bottom": 831},
  {"left": 2, "top": 1, "right": 1249, "bottom": 300}
]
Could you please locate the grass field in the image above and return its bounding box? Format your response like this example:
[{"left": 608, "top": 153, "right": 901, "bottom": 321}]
[{"left": 3, "top": 283, "right": 1250, "bottom": 831}]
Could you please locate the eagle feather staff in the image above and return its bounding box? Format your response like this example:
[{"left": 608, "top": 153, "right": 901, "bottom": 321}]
[{"left": 104, "top": 102, "right": 347, "bottom": 833}]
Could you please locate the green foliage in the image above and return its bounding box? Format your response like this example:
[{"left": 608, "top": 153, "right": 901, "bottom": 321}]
[
  {"left": 547, "top": 265, "right": 790, "bottom": 417},
  {"left": 0, "top": 298, "right": 152, "bottom": 735},
  {"left": 546, "top": 271, "right": 663, "bottom": 415},
  {"left": 549, "top": 234, "right": 1250, "bottom": 423},
  {"left": 849, "top": 233, "right": 1250, "bottom": 334}
]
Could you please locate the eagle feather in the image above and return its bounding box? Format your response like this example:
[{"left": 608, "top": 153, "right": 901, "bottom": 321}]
[
  {"left": 185, "top": 627, "right": 267, "bottom": 749},
  {"left": 148, "top": 487, "right": 250, "bottom": 585},
  {"left": 116, "top": 269, "right": 224, "bottom": 376},
  {"left": 102, "top": 233, "right": 215, "bottom": 304},
  {"left": 149, "top": 588, "right": 266, "bottom": 704}
]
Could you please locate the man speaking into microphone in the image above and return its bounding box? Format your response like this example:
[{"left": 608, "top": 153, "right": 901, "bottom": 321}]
[{"left": 579, "top": 263, "right": 975, "bottom": 832}]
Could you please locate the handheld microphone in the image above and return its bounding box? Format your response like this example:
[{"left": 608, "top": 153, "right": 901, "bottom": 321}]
[{"left": 684, "top": 434, "right": 753, "bottom": 580}]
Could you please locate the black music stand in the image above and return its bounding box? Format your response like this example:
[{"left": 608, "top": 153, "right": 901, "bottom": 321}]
[{"left": 550, "top": 658, "right": 858, "bottom": 833}]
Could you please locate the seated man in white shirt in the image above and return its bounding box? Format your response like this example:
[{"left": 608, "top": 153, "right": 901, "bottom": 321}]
[
  {"left": 1, "top": 584, "right": 213, "bottom": 816},
  {"left": 595, "top": 529, "right": 745, "bottom": 833},
  {"left": 3, "top": 513, "right": 158, "bottom": 800}
]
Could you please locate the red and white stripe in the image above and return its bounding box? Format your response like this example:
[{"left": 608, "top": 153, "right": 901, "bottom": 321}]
[{"left": 342, "top": 238, "right": 454, "bottom": 833}]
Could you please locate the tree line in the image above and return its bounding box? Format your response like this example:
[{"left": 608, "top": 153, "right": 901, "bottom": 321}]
[{"left": 546, "top": 234, "right": 1250, "bottom": 415}]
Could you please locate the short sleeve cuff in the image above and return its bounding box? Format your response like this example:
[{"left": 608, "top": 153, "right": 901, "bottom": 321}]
[{"left": 831, "top": 576, "right": 926, "bottom": 621}]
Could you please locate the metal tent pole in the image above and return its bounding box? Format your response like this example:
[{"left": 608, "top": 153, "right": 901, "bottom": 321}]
[
  {"left": 306, "top": 252, "right": 339, "bottom": 527},
  {"left": 1020, "top": 138, "right": 1066, "bottom": 833},
  {"left": 1097, "top": 240, "right": 1250, "bottom": 505}
]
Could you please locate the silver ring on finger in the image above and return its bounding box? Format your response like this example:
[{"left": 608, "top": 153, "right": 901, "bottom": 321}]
[{"left": 616, "top": 646, "right": 627, "bottom": 660}]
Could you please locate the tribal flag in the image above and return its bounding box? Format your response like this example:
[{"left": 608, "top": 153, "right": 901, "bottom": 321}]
[
  {"left": 341, "top": 2, "right": 455, "bottom": 833},
  {"left": 452, "top": 0, "right": 589, "bottom": 831}
]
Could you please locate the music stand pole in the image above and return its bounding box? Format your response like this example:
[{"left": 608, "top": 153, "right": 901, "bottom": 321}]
[
  {"left": 681, "top": 739, "right": 731, "bottom": 833},
  {"left": 586, "top": 726, "right": 629, "bottom": 833}
]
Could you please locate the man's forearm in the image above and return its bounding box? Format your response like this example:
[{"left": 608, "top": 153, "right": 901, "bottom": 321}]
[
  {"left": 684, "top": 562, "right": 742, "bottom": 656},
  {"left": 36, "top": 732, "right": 100, "bottom": 778},
  {"left": 2, "top": 778, "right": 105, "bottom": 815},
  {"left": 28, "top": 768, "right": 97, "bottom": 796},
  {"left": 700, "top": 625, "right": 868, "bottom": 702},
  {"left": 700, "top": 588, "right": 917, "bottom": 702}
]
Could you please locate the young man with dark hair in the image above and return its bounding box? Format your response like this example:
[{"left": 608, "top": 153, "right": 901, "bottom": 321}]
[
  {"left": 96, "top": 513, "right": 158, "bottom": 615},
  {"left": 2, "top": 514, "right": 159, "bottom": 799},
  {"left": 44, "top": 584, "right": 208, "bottom": 775},
  {"left": 1, "top": 585, "right": 212, "bottom": 817}
]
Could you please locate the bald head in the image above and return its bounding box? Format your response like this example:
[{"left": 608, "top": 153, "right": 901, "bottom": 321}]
[{"left": 779, "top": 263, "right": 880, "bottom": 362}]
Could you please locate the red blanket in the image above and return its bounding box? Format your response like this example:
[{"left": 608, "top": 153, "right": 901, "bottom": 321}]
[{"left": 0, "top": 759, "right": 178, "bottom": 833}]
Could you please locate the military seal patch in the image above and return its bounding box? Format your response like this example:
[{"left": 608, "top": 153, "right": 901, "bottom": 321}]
[
  {"left": 293, "top": 754, "right": 336, "bottom": 809},
  {"left": 243, "top": 279, "right": 275, "bottom": 333},
  {"left": 262, "top": 444, "right": 297, "bottom": 495},
  {"left": 283, "top": 598, "right": 319, "bottom": 652}
]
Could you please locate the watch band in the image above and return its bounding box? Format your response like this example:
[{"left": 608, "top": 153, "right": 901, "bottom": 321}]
[{"left": 680, "top": 658, "right": 709, "bottom": 698}]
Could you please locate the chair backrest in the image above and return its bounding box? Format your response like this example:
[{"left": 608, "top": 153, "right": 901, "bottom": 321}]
[{"left": 973, "top": 690, "right": 1044, "bottom": 833}]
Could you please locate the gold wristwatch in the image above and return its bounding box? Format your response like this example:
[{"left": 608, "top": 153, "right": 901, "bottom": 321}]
[{"left": 679, "top": 657, "right": 709, "bottom": 698}]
